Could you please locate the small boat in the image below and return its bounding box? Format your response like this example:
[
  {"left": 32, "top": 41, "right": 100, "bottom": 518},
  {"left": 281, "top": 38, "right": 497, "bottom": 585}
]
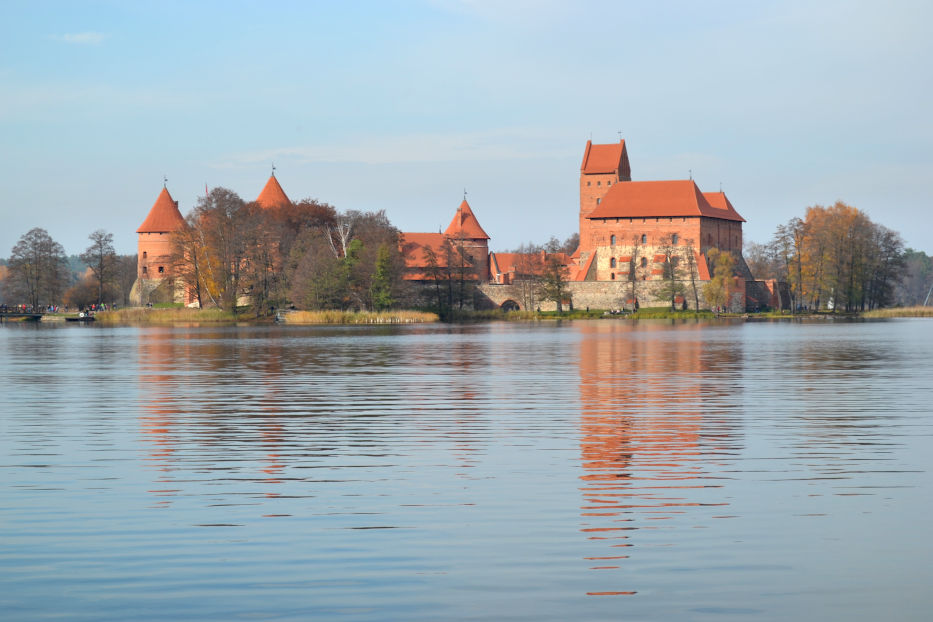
[{"left": 65, "top": 314, "right": 96, "bottom": 323}]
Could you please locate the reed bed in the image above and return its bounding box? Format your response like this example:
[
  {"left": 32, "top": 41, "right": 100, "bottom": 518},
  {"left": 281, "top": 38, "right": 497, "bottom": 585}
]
[
  {"left": 860, "top": 306, "right": 933, "bottom": 318},
  {"left": 281, "top": 310, "right": 439, "bottom": 324},
  {"left": 95, "top": 307, "right": 237, "bottom": 324}
]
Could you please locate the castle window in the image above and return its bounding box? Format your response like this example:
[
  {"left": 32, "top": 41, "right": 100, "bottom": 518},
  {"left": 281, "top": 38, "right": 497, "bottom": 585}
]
[
  {"left": 641, "top": 234, "right": 647, "bottom": 244},
  {"left": 597, "top": 181, "right": 601, "bottom": 186},
  {"left": 596, "top": 198, "right": 601, "bottom": 205},
  {"left": 610, "top": 235, "right": 616, "bottom": 246},
  {"left": 587, "top": 181, "right": 591, "bottom": 186},
  {"left": 610, "top": 257, "right": 617, "bottom": 268},
  {"left": 158, "top": 266, "right": 164, "bottom": 274},
  {"left": 607, "top": 181, "right": 611, "bottom": 185},
  {"left": 672, "top": 233, "right": 679, "bottom": 244},
  {"left": 142, "top": 266, "right": 147, "bottom": 274},
  {"left": 142, "top": 251, "right": 147, "bottom": 258},
  {"left": 641, "top": 257, "right": 647, "bottom": 268},
  {"left": 611, "top": 272, "right": 615, "bottom": 280}
]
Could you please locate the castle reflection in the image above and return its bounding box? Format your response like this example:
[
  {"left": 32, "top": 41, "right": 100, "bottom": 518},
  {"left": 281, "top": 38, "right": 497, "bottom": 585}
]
[{"left": 576, "top": 320, "right": 743, "bottom": 596}]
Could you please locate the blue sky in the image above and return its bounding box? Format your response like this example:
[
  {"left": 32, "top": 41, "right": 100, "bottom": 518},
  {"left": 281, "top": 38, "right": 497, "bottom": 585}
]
[{"left": 2, "top": 0, "right": 931, "bottom": 256}]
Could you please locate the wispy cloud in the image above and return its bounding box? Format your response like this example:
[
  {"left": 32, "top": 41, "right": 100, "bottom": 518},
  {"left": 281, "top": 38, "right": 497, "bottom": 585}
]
[{"left": 51, "top": 32, "right": 106, "bottom": 45}]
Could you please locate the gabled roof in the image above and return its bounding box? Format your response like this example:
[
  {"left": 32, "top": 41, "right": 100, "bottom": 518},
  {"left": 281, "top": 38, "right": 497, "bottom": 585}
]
[
  {"left": 137, "top": 187, "right": 186, "bottom": 233},
  {"left": 444, "top": 199, "right": 490, "bottom": 240},
  {"left": 701, "top": 191, "right": 746, "bottom": 222},
  {"left": 256, "top": 175, "right": 291, "bottom": 209},
  {"left": 586, "top": 180, "right": 745, "bottom": 222},
  {"left": 581, "top": 139, "right": 630, "bottom": 176}
]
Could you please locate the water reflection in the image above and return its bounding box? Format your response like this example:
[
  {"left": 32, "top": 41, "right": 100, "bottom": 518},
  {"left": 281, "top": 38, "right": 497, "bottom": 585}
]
[{"left": 577, "top": 321, "right": 744, "bottom": 596}]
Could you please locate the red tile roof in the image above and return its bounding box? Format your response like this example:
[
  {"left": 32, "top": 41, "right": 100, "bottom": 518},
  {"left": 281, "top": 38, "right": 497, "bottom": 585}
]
[
  {"left": 137, "top": 187, "right": 186, "bottom": 233},
  {"left": 256, "top": 175, "right": 291, "bottom": 209},
  {"left": 400, "top": 232, "right": 449, "bottom": 273},
  {"left": 701, "top": 191, "right": 746, "bottom": 222},
  {"left": 581, "top": 140, "right": 629, "bottom": 175},
  {"left": 444, "top": 199, "right": 490, "bottom": 240},
  {"left": 586, "top": 180, "right": 745, "bottom": 222}
]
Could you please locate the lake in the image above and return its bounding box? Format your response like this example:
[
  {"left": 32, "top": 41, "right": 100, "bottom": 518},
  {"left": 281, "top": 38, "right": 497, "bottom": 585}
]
[{"left": 2, "top": 319, "right": 932, "bottom": 621}]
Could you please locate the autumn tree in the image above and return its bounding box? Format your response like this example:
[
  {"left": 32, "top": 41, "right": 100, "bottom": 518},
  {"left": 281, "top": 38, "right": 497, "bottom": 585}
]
[
  {"left": 79, "top": 229, "right": 116, "bottom": 306},
  {"left": 703, "top": 248, "right": 736, "bottom": 312},
  {"left": 186, "top": 188, "right": 249, "bottom": 312},
  {"left": 539, "top": 254, "right": 570, "bottom": 313},
  {"left": 7, "top": 228, "right": 68, "bottom": 310}
]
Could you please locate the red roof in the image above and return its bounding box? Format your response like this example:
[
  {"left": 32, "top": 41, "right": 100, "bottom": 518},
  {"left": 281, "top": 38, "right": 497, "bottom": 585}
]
[
  {"left": 137, "top": 187, "right": 186, "bottom": 233},
  {"left": 701, "top": 191, "right": 746, "bottom": 222},
  {"left": 400, "top": 232, "right": 449, "bottom": 277},
  {"left": 444, "top": 199, "right": 490, "bottom": 240},
  {"left": 256, "top": 175, "right": 291, "bottom": 209},
  {"left": 581, "top": 140, "right": 630, "bottom": 175},
  {"left": 586, "top": 180, "right": 745, "bottom": 222}
]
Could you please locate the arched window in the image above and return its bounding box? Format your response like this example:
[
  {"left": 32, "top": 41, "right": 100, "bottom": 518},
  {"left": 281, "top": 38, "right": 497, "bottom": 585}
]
[
  {"left": 610, "top": 234, "right": 616, "bottom": 246},
  {"left": 640, "top": 257, "right": 647, "bottom": 268},
  {"left": 641, "top": 234, "right": 647, "bottom": 244},
  {"left": 142, "top": 251, "right": 147, "bottom": 258},
  {"left": 610, "top": 272, "right": 615, "bottom": 280},
  {"left": 672, "top": 233, "right": 679, "bottom": 244},
  {"left": 610, "top": 257, "right": 617, "bottom": 268}
]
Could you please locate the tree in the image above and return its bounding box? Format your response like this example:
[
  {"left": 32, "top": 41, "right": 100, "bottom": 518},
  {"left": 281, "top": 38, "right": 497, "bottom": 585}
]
[
  {"left": 512, "top": 243, "right": 544, "bottom": 311},
  {"left": 187, "top": 188, "right": 249, "bottom": 312},
  {"left": 656, "top": 233, "right": 686, "bottom": 310},
  {"left": 625, "top": 234, "right": 643, "bottom": 310},
  {"left": 7, "top": 228, "right": 68, "bottom": 310},
  {"left": 895, "top": 249, "right": 933, "bottom": 306},
  {"left": 539, "top": 254, "right": 570, "bottom": 313},
  {"left": 682, "top": 238, "right": 701, "bottom": 312},
  {"left": 703, "top": 248, "right": 736, "bottom": 312},
  {"left": 370, "top": 243, "right": 396, "bottom": 310},
  {"left": 79, "top": 229, "right": 116, "bottom": 306}
]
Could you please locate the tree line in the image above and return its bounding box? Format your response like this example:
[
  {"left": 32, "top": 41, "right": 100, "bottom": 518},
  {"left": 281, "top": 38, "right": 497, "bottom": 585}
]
[
  {"left": 745, "top": 201, "right": 916, "bottom": 311},
  {"left": 1, "top": 227, "right": 136, "bottom": 310},
  {"left": 167, "top": 187, "right": 406, "bottom": 315}
]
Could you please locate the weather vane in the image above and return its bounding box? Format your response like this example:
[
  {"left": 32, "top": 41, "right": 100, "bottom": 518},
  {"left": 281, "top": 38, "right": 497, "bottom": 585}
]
[
  {"left": 163, "top": 175, "right": 167, "bottom": 188},
  {"left": 271, "top": 162, "right": 276, "bottom": 177},
  {"left": 463, "top": 188, "right": 467, "bottom": 200},
  {"left": 618, "top": 130, "right": 622, "bottom": 140}
]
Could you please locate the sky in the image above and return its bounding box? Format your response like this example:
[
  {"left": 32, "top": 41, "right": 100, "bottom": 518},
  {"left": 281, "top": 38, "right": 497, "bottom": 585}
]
[{"left": 2, "top": 0, "right": 931, "bottom": 257}]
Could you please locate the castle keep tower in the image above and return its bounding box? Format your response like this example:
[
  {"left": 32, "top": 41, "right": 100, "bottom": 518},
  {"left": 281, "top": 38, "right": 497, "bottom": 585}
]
[
  {"left": 444, "top": 199, "right": 490, "bottom": 280},
  {"left": 136, "top": 186, "right": 186, "bottom": 283},
  {"left": 255, "top": 173, "right": 291, "bottom": 209},
  {"left": 579, "top": 139, "right": 631, "bottom": 237}
]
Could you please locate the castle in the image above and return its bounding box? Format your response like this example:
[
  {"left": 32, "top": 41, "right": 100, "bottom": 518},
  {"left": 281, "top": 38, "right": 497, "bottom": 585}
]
[{"left": 134, "top": 140, "right": 784, "bottom": 311}]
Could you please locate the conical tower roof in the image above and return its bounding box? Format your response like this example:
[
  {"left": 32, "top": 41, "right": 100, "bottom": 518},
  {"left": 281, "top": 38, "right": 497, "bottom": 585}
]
[
  {"left": 256, "top": 174, "right": 291, "bottom": 208},
  {"left": 137, "top": 187, "right": 186, "bottom": 233},
  {"left": 444, "top": 199, "right": 489, "bottom": 240}
]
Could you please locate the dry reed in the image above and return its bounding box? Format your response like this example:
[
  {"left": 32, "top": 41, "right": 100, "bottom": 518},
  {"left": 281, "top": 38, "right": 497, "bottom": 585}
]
[
  {"left": 860, "top": 306, "right": 933, "bottom": 318},
  {"left": 95, "top": 307, "right": 236, "bottom": 324},
  {"left": 281, "top": 310, "right": 438, "bottom": 324}
]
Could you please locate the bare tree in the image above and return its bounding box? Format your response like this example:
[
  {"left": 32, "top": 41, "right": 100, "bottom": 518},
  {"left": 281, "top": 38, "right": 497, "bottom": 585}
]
[
  {"left": 79, "top": 229, "right": 116, "bottom": 306},
  {"left": 8, "top": 228, "right": 68, "bottom": 310}
]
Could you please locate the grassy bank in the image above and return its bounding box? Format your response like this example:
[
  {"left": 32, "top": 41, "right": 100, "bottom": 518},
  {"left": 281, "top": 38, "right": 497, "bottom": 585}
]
[
  {"left": 280, "top": 310, "right": 439, "bottom": 324},
  {"left": 860, "top": 306, "right": 933, "bottom": 318},
  {"left": 94, "top": 307, "right": 239, "bottom": 324}
]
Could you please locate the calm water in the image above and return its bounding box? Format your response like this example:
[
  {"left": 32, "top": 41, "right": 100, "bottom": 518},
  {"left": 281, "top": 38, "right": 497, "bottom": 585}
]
[{"left": 2, "top": 319, "right": 932, "bottom": 621}]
